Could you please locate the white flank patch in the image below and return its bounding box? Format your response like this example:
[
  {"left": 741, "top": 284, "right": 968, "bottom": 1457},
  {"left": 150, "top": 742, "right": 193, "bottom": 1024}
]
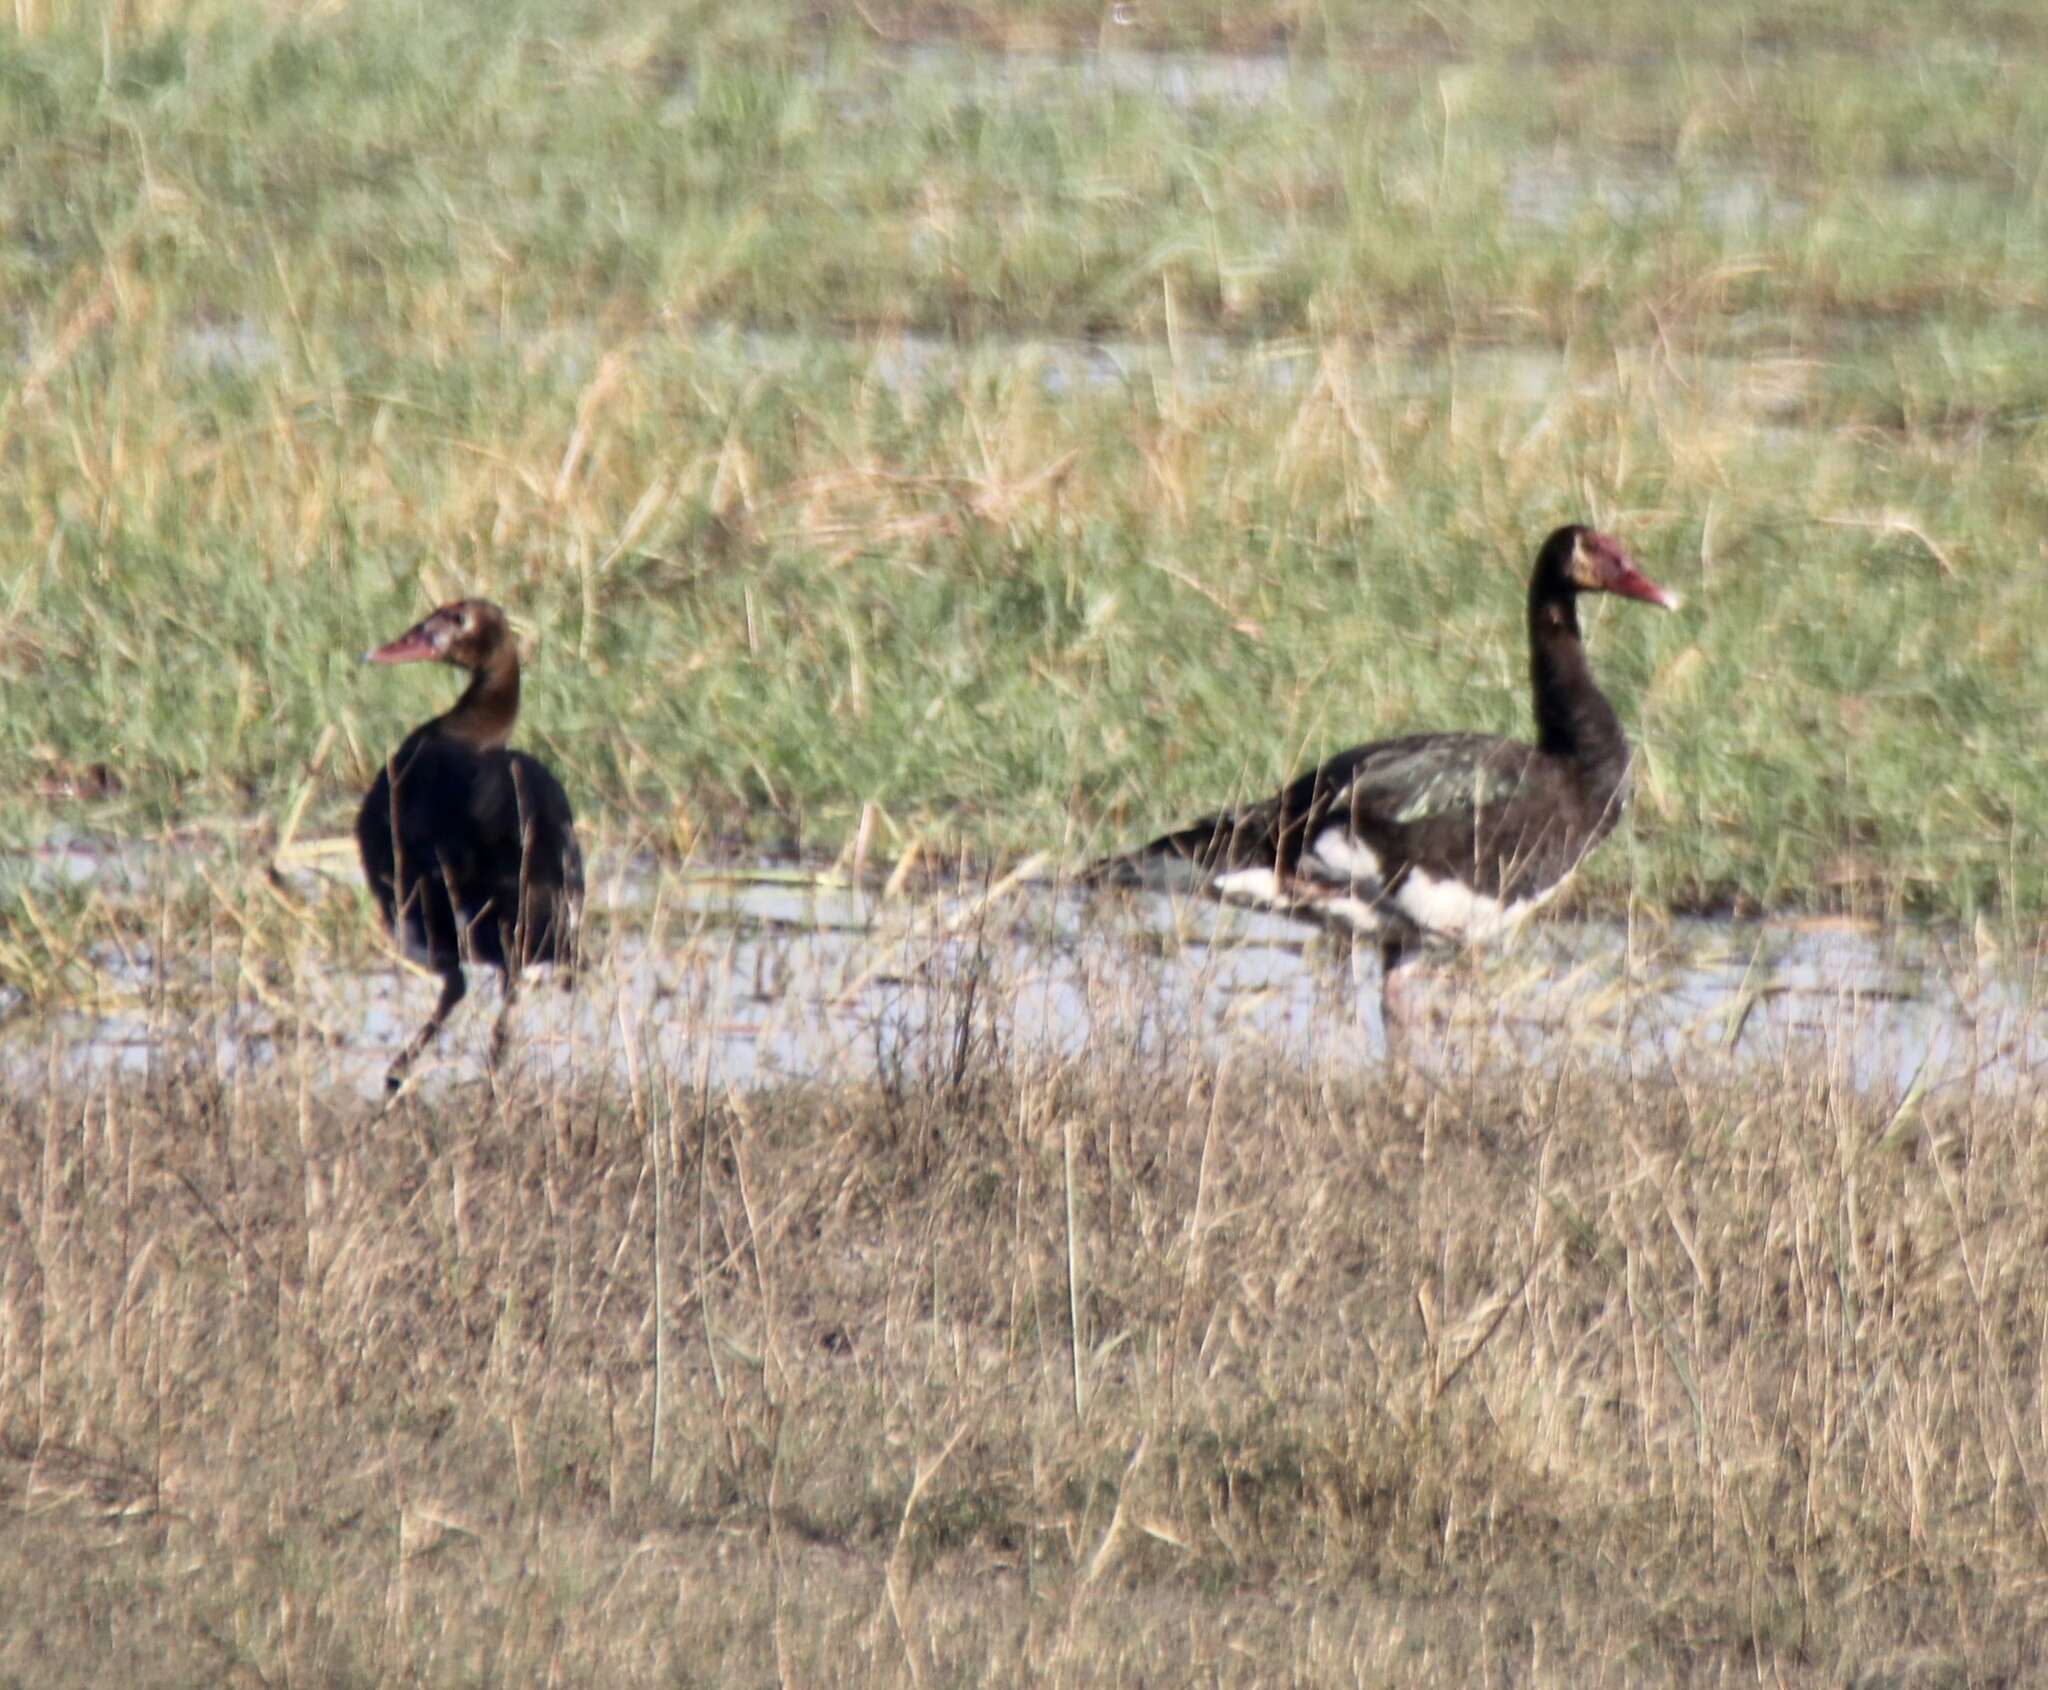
[
  {"left": 1211, "top": 865, "right": 1288, "bottom": 907},
  {"left": 1393, "top": 865, "right": 1571, "bottom": 943},
  {"left": 1305, "top": 827, "right": 1384, "bottom": 888}
]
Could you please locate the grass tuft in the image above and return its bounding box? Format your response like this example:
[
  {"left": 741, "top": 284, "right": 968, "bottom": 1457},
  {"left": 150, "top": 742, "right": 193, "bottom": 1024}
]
[
  {"left": 4, "top": 2, "right": 2048, "bottom": 917},
  {"left": 4, "top": 932, "right": 2048, "bottom": 1683}
]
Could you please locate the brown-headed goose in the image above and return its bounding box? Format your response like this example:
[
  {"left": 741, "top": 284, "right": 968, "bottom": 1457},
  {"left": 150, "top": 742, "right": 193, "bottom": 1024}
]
[{"left": 356, "top": 599, "right": 582, "bottom": 1090}]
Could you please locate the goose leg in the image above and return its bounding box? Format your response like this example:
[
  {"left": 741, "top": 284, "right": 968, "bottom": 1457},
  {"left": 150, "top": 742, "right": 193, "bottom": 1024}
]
[
  {"left": 387, "top": 967, "right": 466, "bottom": 1093},
  {"left": 1379, "top": 937, "right": 1417, "bottom": 1048},
  {"left": 486, "top": 971, "right": 520, "bottom": 1079}
]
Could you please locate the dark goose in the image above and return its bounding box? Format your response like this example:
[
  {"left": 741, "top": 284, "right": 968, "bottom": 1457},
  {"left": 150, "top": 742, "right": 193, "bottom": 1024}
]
[
  {"left": 356, "top": 599, "right": 583, "bottom": 1090},
  {"left": 1092, "top": 525, "right": 1679, "bottom": 1013}
]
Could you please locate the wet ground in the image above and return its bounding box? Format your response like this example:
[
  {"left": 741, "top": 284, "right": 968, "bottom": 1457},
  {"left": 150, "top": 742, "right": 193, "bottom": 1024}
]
[
  {"left": 168, "top": 309, "right": 1827, "bottom": 428},
  {"left": 3, "top": 839, "right": 2040, "bottom": 1107}
]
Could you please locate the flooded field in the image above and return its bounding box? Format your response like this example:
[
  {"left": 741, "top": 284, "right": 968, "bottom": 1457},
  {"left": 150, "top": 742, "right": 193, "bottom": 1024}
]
[
  {"left": 4, "top": 836, "right": 2037, "bottom": 1108},
  {"left": 161, "top": 308, "right": 1830, "bottom": 422}
]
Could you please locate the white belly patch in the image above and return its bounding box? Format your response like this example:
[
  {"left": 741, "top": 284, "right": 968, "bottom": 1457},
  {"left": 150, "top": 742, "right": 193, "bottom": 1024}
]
[
  {"left": 1211, "top": 865, "right": 1286, "bottom": 906},
  {"left": 1305, "top": 827, "right": 1384, "bottom": 888},
  {"left": 1150, "top": 825, "right": 1571, "bottom": 948},
  {"left": 1214, "top": 857, "right": 1400, "bottom": 938},
  {"left": 1392, "top": 865, "right": 1569, "bottom": 942}
]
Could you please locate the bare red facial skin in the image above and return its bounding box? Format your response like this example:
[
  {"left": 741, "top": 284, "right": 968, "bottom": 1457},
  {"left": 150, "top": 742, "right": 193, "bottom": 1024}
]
[
  {"left": 363, "top": 605, "right": 466, "bottom": 665},
  {"left": 364, "top": 623, "right": 444, "bottom": 665},
  {"left": 1578, "top": 531, "right": 1681, "bottom": 612}
]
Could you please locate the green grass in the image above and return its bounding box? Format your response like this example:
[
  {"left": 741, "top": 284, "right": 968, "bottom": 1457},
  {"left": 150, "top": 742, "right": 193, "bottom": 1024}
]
[
  {"left": 7, "top": 0, "right": 2048, "bottom": 927},
  {"left": 11, "top": 11, "right": 2048, "bottom": 1675}
]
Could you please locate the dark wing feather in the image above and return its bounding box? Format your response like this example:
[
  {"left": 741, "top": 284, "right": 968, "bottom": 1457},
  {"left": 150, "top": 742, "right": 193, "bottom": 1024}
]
[
  {"left": 487, "top": 751, "right": 583, "bottom": 968},
  {"left": 357, "top": 731, "right": 482, "bottom": 971},
  {"left": 1322, "top": 733, "right": 1621, "bottom": 902},
  {"left": 1112, "top": 733, "right": 1513, "bottom": 877},
  {"left": 1105, "top": 730, "right": 1609, "bottom": 907},
  {"left": 356, "top": 732, "right": 582, "bottom": 975}
]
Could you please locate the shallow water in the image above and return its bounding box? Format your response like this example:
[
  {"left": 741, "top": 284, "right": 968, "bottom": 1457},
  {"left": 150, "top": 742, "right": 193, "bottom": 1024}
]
[
  {"left": 160, "top": 309, "right": 1822, "bottom": 440},
  {"left": 869, "top": 44, "right": 1315, "bottom": 113},
  {"left": 3, "top": 845, "right": 2038, "bottom": 1108}
]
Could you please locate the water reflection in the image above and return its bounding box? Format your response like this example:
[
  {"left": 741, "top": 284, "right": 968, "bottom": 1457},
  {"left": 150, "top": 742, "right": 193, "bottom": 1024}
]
[{"left": 2, "top": 849, "right": 2038, "bottom": 1107}]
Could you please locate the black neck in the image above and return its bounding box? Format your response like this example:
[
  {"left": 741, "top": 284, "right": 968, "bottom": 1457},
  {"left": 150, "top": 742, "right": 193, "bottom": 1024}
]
[
  {"left": 1528, "top": 583, "right": 1628, "bottom": 779},
  {"left": 432, "top": 648, "right": 520, "bottom": 751}
]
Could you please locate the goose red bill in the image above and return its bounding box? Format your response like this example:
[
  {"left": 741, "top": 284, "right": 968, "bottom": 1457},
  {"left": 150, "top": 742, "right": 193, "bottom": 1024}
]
[{"left": 363, "top": 624, "right": 442, "bottom": 665}]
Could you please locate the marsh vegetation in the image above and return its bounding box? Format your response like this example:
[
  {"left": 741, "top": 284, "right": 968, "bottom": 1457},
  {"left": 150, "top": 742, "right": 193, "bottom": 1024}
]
[{"left": 8, "top": 0, "right": 2048, "bottom": 1681}]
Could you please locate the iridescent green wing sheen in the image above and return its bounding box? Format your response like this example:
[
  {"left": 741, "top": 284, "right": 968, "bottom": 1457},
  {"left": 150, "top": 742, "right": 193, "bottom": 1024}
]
[{"left": 1333, "top": 736, "right": 1533, "bottom": 827}]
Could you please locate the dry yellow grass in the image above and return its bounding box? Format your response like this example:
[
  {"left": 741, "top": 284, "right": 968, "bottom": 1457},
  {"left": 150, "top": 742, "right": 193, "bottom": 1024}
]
[
  {"left": 4, "top": 933, "right": 2044, "bottom": 1683},
  {"left": 11, "top": 3, "right": 2048, "bottom": 1676}
]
